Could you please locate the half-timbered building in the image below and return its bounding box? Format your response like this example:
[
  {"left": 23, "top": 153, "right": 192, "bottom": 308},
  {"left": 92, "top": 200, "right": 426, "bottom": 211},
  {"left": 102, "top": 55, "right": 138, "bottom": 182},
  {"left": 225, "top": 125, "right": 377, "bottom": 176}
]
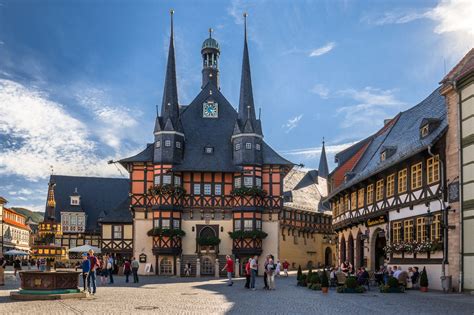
[
  {"left": 326, "top": 87, "right": 460, "bottom": 290},
  {"left": 38, "top": 175, "right": 130, "bottom": 260},
  {"left": 119, "top": 12, "right": 296, "bottom": 276}
]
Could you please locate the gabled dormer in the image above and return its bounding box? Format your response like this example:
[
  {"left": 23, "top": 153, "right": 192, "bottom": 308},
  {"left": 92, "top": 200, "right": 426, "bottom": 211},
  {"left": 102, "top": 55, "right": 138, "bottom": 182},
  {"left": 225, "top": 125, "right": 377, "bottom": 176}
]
[
  {"left": 420, "top": 118, "right": 441, "bottom": 139},
  {"left": 380, "top": 145, "right": 397, "bottom": 161},
  {"left": 70, "top": 187, "right": 81, "bottom": 206}
]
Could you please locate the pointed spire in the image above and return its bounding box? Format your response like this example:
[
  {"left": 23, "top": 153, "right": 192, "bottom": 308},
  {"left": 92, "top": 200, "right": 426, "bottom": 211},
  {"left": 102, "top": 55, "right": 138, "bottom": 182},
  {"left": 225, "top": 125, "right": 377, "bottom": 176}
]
[
  {"left": 158, "top": 9, "right": 179, "bottom": 126},
  {"left": 238, "top": 12, "right": 257, "bottom": 125},
  {"left": 46, "top": 180, "right": 56, "bottom": 220},
  {"left": 318, "top": 139, "right": 329, "bottom": 178}
]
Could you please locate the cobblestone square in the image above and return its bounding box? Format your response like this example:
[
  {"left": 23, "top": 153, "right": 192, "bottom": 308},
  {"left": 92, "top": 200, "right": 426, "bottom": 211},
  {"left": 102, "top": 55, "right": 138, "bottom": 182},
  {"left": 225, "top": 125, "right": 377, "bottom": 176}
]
[{"left": 1, "top": 270, "right": 473, "bottom": 315}]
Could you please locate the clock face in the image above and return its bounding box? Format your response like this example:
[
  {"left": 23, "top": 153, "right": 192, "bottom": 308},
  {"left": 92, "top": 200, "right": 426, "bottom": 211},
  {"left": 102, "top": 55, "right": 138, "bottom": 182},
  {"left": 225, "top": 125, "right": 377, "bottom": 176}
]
[{"left": 203, "top": 102, "right": 218, "bottom": 118}]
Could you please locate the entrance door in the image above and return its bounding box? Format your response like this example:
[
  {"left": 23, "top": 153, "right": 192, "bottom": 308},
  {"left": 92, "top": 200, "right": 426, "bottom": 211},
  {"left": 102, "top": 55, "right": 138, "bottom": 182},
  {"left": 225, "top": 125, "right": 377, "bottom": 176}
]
[
  {"left": 325, "top": 247, "right": 332, "bottom": 267},
  {"left": 201, "top": 256, "right": 214, "bottom": 275},
  {"left": 374, "top": 231, "right": 387, "bottom": 271}
]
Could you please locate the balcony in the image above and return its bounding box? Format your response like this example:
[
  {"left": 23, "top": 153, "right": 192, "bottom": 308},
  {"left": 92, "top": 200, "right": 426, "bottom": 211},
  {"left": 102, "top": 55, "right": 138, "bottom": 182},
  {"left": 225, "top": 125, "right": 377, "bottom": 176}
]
[
  {"left": 152, "top": 236, "right": 182, "bottom": 255},
  {"left": 232, "top": 238, "right": 263, "bottom": 256}
]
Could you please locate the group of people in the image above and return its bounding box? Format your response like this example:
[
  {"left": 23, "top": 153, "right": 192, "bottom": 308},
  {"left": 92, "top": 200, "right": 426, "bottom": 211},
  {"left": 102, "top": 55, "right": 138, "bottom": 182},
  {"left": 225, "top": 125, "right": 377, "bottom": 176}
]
[
  {"left": 79, "top": 250, "right": 140, "bottom": 294},
  {"left": 380, "top": 265, "right": 420, "bottom": 288},
  {"left": 241, "top": 255, "right": 290, "bottom": 291}
]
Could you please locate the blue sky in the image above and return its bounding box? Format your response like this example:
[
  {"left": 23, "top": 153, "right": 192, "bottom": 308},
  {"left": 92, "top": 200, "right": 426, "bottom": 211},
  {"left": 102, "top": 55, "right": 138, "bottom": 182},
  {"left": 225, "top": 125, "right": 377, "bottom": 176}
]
[{"left": 0, "top": 0, "right": 473, "bottom": 211}]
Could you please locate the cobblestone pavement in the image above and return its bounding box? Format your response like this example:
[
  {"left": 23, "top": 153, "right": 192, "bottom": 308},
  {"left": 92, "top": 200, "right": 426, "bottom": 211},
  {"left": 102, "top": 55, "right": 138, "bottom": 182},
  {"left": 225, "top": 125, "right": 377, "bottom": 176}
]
[{"left": 1, "top": 270, "right": 474, "bottom": 315}]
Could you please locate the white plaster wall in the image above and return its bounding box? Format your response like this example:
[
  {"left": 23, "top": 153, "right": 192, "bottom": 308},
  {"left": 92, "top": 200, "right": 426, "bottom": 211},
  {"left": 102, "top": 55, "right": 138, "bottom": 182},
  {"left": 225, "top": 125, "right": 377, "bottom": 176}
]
[
  {"left": 133, "top": 218, "right": 153, "bottom": 275},
  {"left": 261, "top": 220, "right": 279, "bottom": 274},
  {"left": 389, "top": 202, "right": 442, "bottom": 221}
]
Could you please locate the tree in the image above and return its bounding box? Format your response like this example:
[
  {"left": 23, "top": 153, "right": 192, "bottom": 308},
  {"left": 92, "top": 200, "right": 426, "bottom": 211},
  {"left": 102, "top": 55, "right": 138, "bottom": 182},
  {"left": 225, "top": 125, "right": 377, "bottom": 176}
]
[
  {"left": 320, "top": 270, "right": 329, "bottom": 288},
  {"left": 297, "top": 265, "right": 302, "bottom": 281},
  {"left": 420, "top": 267, "right": 429, "bottom": 288}
]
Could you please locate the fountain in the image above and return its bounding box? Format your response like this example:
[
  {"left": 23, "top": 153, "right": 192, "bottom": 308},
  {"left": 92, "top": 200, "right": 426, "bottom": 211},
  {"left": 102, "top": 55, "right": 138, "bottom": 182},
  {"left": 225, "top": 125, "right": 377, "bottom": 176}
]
[{"left": 10, "top": 181, "right": 86, "bottom": 300}]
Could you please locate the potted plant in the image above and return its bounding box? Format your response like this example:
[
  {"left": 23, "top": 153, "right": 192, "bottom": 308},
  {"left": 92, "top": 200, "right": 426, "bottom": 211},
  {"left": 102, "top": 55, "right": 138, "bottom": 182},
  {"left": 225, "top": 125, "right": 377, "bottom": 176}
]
[
  {"left": 379, "top": 276, "right": 405, "bottom": 293},
  {"left": 309, "top": 273, "right": 321, "bottom": 290},
  {"left": 320, "top": 270, "right": 329, "bottom": 293},
  {"left": 336, "top": 276, "right": 366, "bottom": 293},
  {"left": 420, "top": 267, "right": 429, "bottom": 292}
]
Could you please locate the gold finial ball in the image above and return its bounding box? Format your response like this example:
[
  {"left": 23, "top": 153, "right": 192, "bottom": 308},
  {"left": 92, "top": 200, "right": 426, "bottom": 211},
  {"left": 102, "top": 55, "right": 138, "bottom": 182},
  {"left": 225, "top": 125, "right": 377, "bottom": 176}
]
[{"left": 170, "top": 9, "right": 174, "bottom": 15}]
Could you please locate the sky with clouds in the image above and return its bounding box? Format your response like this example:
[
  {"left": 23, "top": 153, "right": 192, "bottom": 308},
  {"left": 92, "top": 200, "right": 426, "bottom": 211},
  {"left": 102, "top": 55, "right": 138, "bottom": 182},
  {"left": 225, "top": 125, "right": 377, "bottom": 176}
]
[{"left": 0, "top": 0, "right": 473, "bottom": 212}]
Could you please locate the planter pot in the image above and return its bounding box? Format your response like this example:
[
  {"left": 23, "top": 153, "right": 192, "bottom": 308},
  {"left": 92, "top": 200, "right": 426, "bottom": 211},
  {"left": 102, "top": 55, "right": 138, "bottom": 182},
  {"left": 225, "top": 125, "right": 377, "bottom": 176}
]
[
  {"left": 420, "top": 286, "right": 428, "bottom": 292},
  {"left": 321, "top": 287, "right": 329, "bottom": 293}
]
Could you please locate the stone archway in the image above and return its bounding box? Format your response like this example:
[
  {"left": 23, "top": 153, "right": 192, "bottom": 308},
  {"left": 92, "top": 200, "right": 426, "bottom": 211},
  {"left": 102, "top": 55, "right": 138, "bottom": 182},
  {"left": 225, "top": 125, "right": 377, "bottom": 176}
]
[
  {"left": 340, "top": 235, "right": 346, "bottom": 264},
  {"left": 348, "top": 233, "right": 355, "bottom": 268}
]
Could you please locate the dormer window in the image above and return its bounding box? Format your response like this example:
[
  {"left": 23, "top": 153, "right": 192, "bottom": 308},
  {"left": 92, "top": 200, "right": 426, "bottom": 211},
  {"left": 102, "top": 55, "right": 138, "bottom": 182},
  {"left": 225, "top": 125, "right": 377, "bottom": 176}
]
[
  {"left": 245, "top": 143, "right": 252, "bottom": 150},
  {"left": 204, "top": 146, "right": 214, "bottom": 154},
  {"left": 421, "top": 124, "right": 429, "bottom": 138},
  {"left": 380, "top": 146, "right": 397, "bottom": 161}
]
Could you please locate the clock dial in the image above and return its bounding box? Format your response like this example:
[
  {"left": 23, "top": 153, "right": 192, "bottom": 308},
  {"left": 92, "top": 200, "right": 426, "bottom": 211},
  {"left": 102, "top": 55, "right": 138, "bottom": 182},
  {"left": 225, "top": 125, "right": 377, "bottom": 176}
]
[{"left": 203, "top": 102, "right": 218, "bottom": 118}]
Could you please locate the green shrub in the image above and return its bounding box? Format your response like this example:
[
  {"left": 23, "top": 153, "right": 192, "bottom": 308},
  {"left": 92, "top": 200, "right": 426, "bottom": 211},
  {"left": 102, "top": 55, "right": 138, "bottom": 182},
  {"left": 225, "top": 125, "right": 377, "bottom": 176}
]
[
  {"left": 345, "top": 276, "right": 358, "bottom": 289},
  {"left": 387, "top": 276, "right": 399, "bottom": 288},
  {"left": 420, "top": 267, "right": 428, "bottom": 287},
  {"left": 196, "top": 236, "right": 220, "bottom": 246},
  {"left": 310, "top": 273, "right": 321, "bottom": 284},
  {"left": 228, "top": 230, "right": 268, "bottom": 240},
  {"left": 311, "top": 283, "right": 322, "bottom": 290},
  {"left": 320, "top": 270, "right": 329, "bottom": 287},
  {"left": 308, "top": 268, "right": 313, "bottom": 280},
  {"left": 355, "top": 286, "right": 366, "bottom": 293}
]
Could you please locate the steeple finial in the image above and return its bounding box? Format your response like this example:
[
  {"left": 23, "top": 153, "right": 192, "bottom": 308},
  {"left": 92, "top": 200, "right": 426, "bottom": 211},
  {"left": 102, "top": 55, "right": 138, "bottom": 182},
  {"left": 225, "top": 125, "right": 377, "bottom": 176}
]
[
  {"left": 170, "top": 9, "right": 174, "bottom": 37},
  {"left": 318, "top": 139, "right": 329, "bottom": 178},
  {"left": 243, "top": 12, "right": 248, "bottom": 40},
  {"left": 209, "top": 27, "right": 213, "bottom": 38}
]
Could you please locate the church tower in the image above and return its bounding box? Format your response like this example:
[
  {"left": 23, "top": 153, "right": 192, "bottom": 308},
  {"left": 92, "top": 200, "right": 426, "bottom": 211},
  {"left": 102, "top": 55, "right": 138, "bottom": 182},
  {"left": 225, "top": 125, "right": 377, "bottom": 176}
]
[
  {"left": 232, "top": 13, "right": 263, "bottom": 166},
  {"left": 153, "top": 10, "right": 184, "bottom": 164},
  {"left": 201, "top": 28, "right": 220, "bottom": 89}
]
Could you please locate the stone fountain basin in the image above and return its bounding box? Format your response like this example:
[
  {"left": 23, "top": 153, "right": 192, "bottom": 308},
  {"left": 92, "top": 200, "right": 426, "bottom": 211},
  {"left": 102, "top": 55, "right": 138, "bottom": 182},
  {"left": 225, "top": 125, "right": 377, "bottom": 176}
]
[{"left": 10, "top": 270, "right": 86, "bottom": 300}]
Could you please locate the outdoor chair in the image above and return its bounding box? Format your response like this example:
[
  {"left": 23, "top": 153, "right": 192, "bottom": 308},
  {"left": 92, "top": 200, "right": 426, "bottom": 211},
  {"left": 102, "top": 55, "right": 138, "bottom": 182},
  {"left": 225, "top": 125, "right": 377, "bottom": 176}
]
[
  {"left": 336, "top": 272, "right": 346, "bottom": 286},
  {"left": 398, "top": 271, "right": 408, "bottom": 287}
]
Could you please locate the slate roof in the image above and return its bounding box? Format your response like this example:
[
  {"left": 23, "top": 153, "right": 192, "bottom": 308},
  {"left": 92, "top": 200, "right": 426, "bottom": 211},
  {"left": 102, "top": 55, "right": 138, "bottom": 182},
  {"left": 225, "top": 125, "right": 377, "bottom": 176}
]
[
  {"left": 327, "top": 87, "right": 447, "bottom": 198},
  {"left": 46, "top": 175, "right": 130, "bottom": 233},
  {"left": 120, "top": 83, "right": 293, "bottom": 170},
  {"left": 100, "top": 198, "right": 132, "bottom": 224},
  {"left": 283, "top": 168, "right": 328, "bottom": 212}
]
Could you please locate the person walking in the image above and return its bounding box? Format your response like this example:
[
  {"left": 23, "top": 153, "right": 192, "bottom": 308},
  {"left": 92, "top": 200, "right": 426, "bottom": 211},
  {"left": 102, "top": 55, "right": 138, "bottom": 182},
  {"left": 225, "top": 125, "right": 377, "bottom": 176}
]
[
  {"left": 107, "top": 254, "right": 114, "bottom": 284},
  {"left": 80, "top": 253, "right": 90, "bottom": 292},
  {"left": 275, "top": 260, "right": 281, "bottom": 276},
  {"left": 0, "top": 256, "right": 6, "bottom": 286},
  {"left": 123, "top": 259, "right": 132, "bottom": 283},
  {"left": 100, "top": 255, "right": 107, "bottom": 285},
  {"left": 13, "top": 257, "right": 21, "bottom": 277},
  {"left": 282, "top": 260, "right": 289, "bottom": 277},
  {"left": 250, "top": 255, "right": 258, "bottom": 291},
  {"left": 131, "top": 257, "right": 140, "bottom": 283},
  {"left": 266, "top": 257, "right": 276, "bottom": 290},
  {"left": 263, "top": 256, "right": 269, "bottom": 290},
  {"left": 244, "top": 258, "right": 251, "bottom": 289},
  {"left": 221, "top": 255, "right": 234, "bottom": 286},
  {"left": 87, "top": 249, "right": 99, "bottom": 295}
]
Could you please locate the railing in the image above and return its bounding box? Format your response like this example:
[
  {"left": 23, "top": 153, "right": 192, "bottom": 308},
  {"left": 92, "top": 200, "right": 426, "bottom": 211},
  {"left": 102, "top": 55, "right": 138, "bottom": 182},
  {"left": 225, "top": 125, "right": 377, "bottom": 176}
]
[{"left": 131, "top": 194, "right": 282, "bottom": 209}]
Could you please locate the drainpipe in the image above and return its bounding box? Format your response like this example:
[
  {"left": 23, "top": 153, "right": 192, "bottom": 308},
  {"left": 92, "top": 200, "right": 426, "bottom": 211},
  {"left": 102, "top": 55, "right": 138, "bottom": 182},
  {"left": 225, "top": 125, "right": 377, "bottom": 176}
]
[
  {"left": 427, "top": 145, "right": 447, "bottom": 279},
  {"left": 453, "top": 80, "right": 463, "bottom": 292}
]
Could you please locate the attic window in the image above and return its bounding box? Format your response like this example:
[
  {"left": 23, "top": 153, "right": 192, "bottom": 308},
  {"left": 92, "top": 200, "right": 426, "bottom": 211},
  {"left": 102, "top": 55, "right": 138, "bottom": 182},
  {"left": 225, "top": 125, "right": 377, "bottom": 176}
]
[
  {"left": 156, "top": 141, "right": 161, "bottom": 148},
  {"left": 204, "top": 146, "right": 214, "bottom": 154},
  {"left": 421, "top": 124, "right": 430, "bottom": 138},
  {"left": 175, "top": 141, "right": 181, "bottom": 149},
  {"left": 235, "top": 143, "right": 241, "bottom": 151},
  {"left": 380, "top": 146, "right": 397, "bottom": 161},
  {"left": 165, "top": 140, "right": 171, "bottom": 147},
  {"left": 245, "top": 143, "right": 252, "bottom": 150},
  {"left": 255, "top": 143, "right": 261, "bottom": 151}
]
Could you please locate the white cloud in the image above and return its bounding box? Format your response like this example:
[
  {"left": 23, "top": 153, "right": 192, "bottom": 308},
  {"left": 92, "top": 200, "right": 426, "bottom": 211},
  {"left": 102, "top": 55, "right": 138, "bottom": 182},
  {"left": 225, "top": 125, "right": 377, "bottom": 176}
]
[
  {"left": 282, "top": 115, "right": 303, "bottom": 133},
  {"left": 281, "top": 141, "right": 358, "bottom": 159},
  {"left": 363, "top": 0, "right": 474, "bottom": 56},
  {"left": 0, "top": 79, "right": 126, "bottom": 181},
  {"left": 309, "top": 42, "right": 336, "bottom": 57},
  {"left": 74, "top": 88, "right": 139, "bottom": 150},
  {"left": 335, "top": 87, "right": 404, "bottom": 128},
  {"left": 311, "top": 84, "right": 330, "bottom": 99}
]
